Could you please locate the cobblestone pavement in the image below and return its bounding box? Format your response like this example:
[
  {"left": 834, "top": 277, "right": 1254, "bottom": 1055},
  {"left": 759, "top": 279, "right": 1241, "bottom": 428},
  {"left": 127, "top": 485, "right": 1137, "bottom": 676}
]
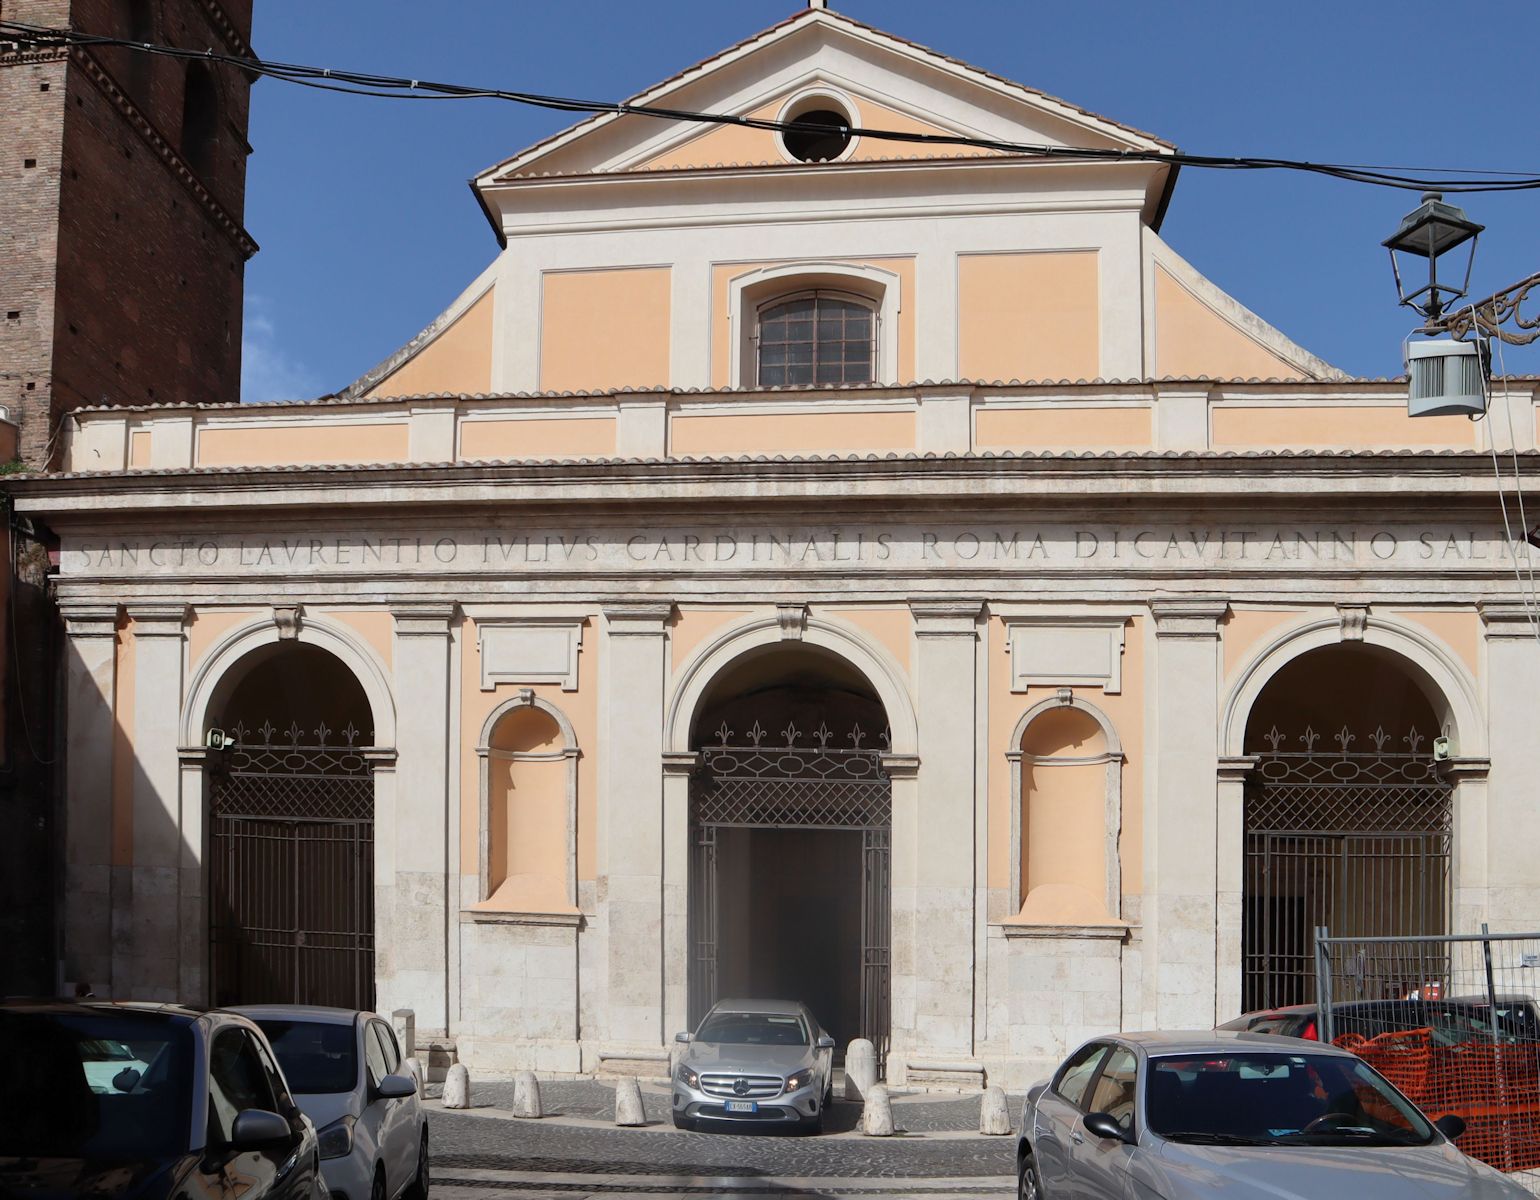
[{"left": 425, "top": 1081, "right": 1020, "bottom": 1197}]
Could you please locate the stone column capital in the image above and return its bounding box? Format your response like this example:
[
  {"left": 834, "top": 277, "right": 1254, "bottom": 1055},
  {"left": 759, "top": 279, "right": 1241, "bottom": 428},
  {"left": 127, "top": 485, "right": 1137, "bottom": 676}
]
[
  {"left": 602, "top": 603, "right": 673, "bottom": 636},
  {"left": 60, "top": 603, "right": 121, "bottom": 637},
  {"left": 662, "top": 751, "right": 699, "bottom": 776},
  {"left": 909, "top": 600, "right": 984, "bottom": 636},
  {"left": 1479, "top": 603, "right": 1540, "bottom": 640},
  {"left": 126, "top": 603, "right": 189, "bottom": 637},
  {"left": 1150, "top": 597, "right": 1229, "bottom": 638},
  {"left": 391, "top": 604, "right": 457, "bottom": 636},
  {"left": 1217, "top": 755, "right": 1259, "bottom": 783}
]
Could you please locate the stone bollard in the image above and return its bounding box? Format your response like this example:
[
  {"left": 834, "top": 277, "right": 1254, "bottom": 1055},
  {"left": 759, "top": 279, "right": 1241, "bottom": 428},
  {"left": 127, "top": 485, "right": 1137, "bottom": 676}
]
[
  {"left": 979, "top": 1085, "right": 1011, "bottom": 1135},
  {"left": 391, "top": 1009, "right": 416, "bottom": 1061},
  {"left": 844, "top": 1038, "right": 878, "bottom": 1102},
  {"left": 512, "top": 1070, "right": 544, "bottom": 1119},
  {"left": 861, "top": 1083, "right": 894, "bottom": 1137},
  {"left": 403, "top": 1056, "right": 425, "bottom": 1091},
  {"left": 442, "top": 1062, "right": 471, "bottom": 1110},
  {"left": 614, "top": 1077, "right": 646, "bottom": 1127}
]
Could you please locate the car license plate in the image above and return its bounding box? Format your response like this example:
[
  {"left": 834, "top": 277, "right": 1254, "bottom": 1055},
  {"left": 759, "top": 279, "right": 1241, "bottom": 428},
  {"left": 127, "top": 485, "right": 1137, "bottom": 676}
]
[{"left": 725, "top": 1100, "right": 758, "bottom": 1113}]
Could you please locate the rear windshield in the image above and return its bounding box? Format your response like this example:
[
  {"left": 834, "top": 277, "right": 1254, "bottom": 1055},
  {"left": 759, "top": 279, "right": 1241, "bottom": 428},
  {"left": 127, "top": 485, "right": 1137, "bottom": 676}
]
[
  {"left": 255, "top": 1020, "right": 358, "bottom": 1094},
  {"left": 0, "top": 1011, "right": 193, "bottom": 1158},
  {"left": 696, "top": 1012, "right": 809, "bottom": 1046}
]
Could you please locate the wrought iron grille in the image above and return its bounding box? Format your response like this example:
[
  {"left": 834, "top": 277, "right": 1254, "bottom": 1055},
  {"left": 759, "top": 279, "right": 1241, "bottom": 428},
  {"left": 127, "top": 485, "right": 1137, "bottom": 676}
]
[
  {"left": 1242, "top": 725, "right": 1452, "bottom": 1012},
  {"left": 209, "top": 721, "right": 377, "bottom": 1010}
]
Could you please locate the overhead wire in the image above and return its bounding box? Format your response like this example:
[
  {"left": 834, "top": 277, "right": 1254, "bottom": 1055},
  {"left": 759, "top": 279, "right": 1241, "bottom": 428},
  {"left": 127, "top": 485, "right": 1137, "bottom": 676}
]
[{"left": 6, "top": 18, "right": 1540, "bottom": 193}]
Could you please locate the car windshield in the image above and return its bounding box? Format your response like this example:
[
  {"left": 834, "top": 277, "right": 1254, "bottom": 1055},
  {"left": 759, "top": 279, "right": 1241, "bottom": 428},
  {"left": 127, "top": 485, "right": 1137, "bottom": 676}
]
[
  {"left": 1147, "top": 1052, "right": 1435, "bottom": 1147},
  {"left": 696, "top": 1012, "right": 809, "bottom": 1046},
  {"left": 256, "top": 1019, "right": 358, "bottom": 1094},
  {"left": 0, "top": 1011, "right": 193, "bottom": 1158}
]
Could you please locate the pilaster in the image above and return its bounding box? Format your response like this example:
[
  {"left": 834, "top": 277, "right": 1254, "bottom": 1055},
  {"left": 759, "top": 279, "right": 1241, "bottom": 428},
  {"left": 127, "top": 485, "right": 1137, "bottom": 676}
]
[
  {"left": 599, "top": 603, "right": 672, "bottom": 1052},
  {"left": 1152, "top": 384, "right": 1213, "bottom": 451},
  {"left": 60, "top": 604, "right": 120, "bottom": 996},
  {"left": 916, "top": 387, "right": 974, "bottom": 455},
  {"left": 408, "top": 401, "right": 458, "bottom": 463},
  {"left": 1479, "top": 603, "right": 1540, "bottom": 929},
  {"left": 1148, "top": 597, "right": 1227, "bottom": 1029},
  {"left": 1214, "top": 755, "right": 1257, "bottom": 1023},
  {"left": 387, "top": 604, "right": 456, "bottom": 1028},
  {"left": 616, "top": 393, "right": 669, "bottom": 459}
]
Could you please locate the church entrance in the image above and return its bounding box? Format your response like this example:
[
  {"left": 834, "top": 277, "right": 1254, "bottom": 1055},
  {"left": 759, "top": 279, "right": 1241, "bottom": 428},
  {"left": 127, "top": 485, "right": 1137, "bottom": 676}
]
[{"left": 688, "top": 645, "right": 891, "bottom": 1070}]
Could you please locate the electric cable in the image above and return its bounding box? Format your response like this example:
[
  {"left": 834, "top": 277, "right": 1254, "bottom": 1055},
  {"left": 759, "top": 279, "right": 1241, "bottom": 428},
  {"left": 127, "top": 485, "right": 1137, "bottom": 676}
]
[
  {"left": 5, "top": 19, "right": 1540, "bottom": 193},
  {"left": 1489, "top": 335, "right": 1540, "bottom": 642}
]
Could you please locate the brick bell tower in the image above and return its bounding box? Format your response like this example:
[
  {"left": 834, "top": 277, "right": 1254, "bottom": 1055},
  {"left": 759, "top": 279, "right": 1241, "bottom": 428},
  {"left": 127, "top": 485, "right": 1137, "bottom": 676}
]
[
  {"left": 1, "top": 0, "right": 257, "bottom": 468},
  {"left": 0, "top": 0, "right": 255, "bottom": 996}
]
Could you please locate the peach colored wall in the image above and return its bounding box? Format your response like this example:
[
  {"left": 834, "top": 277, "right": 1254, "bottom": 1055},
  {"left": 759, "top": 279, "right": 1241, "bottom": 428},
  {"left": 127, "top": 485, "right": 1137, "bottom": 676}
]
[
  {"left": 459, "top": 417, "right": 618, "bottom": 461},
  {"left": 637, "top": 95, "right": 994, "bottom": 171},
  {"left": 540, "top": 268, "right": 671, "bottom": 392},
  {"left": 958, "top": 251, "right": 1099, "bottom": 383},
  {"left": 1212, "top": 405, "right": 1475, "bottom": 450},
  {"left": 483, "top": 707, "right": 569, "bottom": 910},
  {"left": 197, "top": 423, "right": 410, "bottom": 468},
  {"left": 112, "top": 618, "right": 135, "bottom": 867},
  {"left": 1021, "top": 758, "right": 1108, "bottom": 919},
  {"left": 323, "top": 610, "right": 396, "bottom": 674},
  {"left": 974, "top": 405, "right": 1151, "bottom": 450},
  {"left": 823, "top": 607, "right": 912, "bottom": 675},
  {"left": 710, "top": 257, "right": 917, "bottom": 387},
  {"left": 986, "top": 616, "right": 1144, "bottom": 897},
  {"left": 1154, "top": 266, "right": 1304, "bottom": 380},
  {"left": 187, "top": 609, "right": 261, "bottom": 670},
  {"left": 1223, "top": 609, "right": 1304, "bottom": 682},
  {"left": 670, "top": 410, "right": 915, "bottom": 456},
  {"left": 1390, "top": 609, "right": 1480, "bottom": 678},
  {"left": 129, "top": 430, "right": 151, "bottom": 467},
  {"left": 364, "top": 289, "right": 494, "bottom": 400},
  {"left": 459, "top": 617, "right": 600, "bottom": 894},
  {"left": 671, "top": 609, "right": 752, "bottom": 672}
]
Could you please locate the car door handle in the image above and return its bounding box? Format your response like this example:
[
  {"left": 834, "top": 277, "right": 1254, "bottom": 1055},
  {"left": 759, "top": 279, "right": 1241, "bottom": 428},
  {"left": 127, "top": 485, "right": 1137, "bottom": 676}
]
[{"left": 1070, "top": 1131, "right": 1085, "bottom": 1145}]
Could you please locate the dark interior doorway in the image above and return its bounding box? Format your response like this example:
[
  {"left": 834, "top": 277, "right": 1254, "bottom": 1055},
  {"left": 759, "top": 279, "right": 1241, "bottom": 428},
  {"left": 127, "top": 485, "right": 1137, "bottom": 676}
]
[{"left": 688, "top": 644, "right": 890, "bottom": 1067}]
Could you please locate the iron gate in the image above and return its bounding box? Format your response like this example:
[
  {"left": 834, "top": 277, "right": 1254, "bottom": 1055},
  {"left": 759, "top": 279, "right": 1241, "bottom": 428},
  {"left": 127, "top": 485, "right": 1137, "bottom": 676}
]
[
  {"left": 1242, "top": 725, "right": 1451, "bottom": 1011},
  {"left": 689, "top": 720, "right": 892, "bottom": 1070},
  {"left": 209, "top": 721, "right": 377, "bottom": 1009}
]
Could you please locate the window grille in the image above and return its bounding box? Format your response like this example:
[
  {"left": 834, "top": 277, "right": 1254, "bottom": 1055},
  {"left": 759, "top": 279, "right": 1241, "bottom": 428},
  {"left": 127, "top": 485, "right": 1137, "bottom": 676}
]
[{"left": 756, "top": 291, "right": 876, "bottom": 386}]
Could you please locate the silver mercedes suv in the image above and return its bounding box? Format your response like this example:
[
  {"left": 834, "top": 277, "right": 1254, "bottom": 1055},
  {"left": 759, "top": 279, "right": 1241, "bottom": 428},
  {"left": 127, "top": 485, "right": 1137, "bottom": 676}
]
[{"left": 671, "top": 999, "right": 835, "bottom": 1133}]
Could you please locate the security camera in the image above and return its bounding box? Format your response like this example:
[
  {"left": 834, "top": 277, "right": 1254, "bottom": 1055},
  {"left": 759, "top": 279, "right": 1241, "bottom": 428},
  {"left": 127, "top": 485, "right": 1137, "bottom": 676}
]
[
  {"left": 205, "top": 728, "right": 229, "bottom": 750},
  {"left": 1433, "top": 736, "right": 1451, "bottom": 762}
]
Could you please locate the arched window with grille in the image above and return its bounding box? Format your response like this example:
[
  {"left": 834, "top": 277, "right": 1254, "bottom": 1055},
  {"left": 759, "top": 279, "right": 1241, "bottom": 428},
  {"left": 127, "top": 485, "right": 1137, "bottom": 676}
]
[{"left": 756, "top": 291, "right": 877, "bottom": 387}]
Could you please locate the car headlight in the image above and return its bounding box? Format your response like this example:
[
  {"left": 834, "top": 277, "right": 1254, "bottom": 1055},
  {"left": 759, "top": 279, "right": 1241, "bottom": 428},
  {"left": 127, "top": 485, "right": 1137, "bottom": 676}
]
[
  {"left": 676, "top": 1065, "right": 699, "bottom": 1089},
  {"left": 316, "top": 1114, "right": 355, "bottom": 1160},
  {"left": 784, "top": 1069, "right": 815, "bottom": 1093}
]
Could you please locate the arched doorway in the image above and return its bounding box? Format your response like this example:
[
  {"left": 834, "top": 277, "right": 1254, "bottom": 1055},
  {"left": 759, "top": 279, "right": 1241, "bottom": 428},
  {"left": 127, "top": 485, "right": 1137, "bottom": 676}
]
[
  {"left": 687, "top": 643, "right": 892, "bottom": 1063},
  {"left": 1241, "top": 643, "right": 1452, "bottom": 1010},
  {"left": 205, "top": 642, "right": 379, "bottom": 1009}
]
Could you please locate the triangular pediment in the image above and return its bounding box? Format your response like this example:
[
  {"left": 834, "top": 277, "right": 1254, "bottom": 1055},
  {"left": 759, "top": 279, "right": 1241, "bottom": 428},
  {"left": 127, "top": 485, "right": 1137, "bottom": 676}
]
[{"left": 476, "top": 8, "right": 1173, "bottom": 185}]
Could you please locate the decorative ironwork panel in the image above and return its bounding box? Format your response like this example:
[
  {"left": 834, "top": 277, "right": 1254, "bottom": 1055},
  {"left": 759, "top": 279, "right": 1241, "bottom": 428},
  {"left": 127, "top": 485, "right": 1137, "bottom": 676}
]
[
  {"left": 1242, "top": 726, "right": 1451, "bottom": 1012},
  {"left": 693, "top": 720, "right": 891, "bottom": 829},
  {"left": 209, "top": 721, "right": 377, "bottom": 1010}
]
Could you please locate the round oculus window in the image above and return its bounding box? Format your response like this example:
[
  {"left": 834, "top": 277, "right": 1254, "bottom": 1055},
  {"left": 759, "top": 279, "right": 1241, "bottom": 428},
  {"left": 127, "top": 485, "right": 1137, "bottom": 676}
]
[{"left": 782, "top": 107, "right": 852, "bottom": 163}]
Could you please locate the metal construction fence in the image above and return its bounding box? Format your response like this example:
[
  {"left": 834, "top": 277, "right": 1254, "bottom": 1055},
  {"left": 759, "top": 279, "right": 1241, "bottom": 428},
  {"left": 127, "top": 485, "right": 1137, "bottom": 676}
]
[{"left": 1316, "top": 927, "right": 1540, "bottom": 1189}]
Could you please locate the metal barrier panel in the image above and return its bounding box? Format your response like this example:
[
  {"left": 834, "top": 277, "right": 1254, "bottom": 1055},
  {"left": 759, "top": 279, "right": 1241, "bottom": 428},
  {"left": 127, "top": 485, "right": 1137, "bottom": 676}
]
[{"left": 1316, "top": 928, "right": 1540, "bottom": 1190}]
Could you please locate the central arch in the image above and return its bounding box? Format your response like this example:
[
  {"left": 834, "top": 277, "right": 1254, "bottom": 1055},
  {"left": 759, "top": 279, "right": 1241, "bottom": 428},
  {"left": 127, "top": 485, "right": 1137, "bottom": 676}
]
[{"left": 670, "top": 616, "right": 912, "bottom": 1065}]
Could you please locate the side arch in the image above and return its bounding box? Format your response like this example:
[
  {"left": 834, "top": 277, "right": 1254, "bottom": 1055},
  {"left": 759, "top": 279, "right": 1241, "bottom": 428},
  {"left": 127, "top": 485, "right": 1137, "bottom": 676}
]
[
  {"left": 1007, "top": 695, "right": 1124, "bottom": 921},
  {"left": 665, "top": 612, "right": 918, "bottom": 758},
  {"left": 1220, "top": 613, "right": 1484, "bottom": 758},
  {"left": 181, "top": 612, "right": 398, "bottom": 749}
]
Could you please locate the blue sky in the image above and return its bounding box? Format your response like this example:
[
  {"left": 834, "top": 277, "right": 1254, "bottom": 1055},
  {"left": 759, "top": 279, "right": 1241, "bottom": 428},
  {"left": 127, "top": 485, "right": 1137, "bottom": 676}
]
[{"left": 241, "top": 1, "right": 1540, "bottom": 402}]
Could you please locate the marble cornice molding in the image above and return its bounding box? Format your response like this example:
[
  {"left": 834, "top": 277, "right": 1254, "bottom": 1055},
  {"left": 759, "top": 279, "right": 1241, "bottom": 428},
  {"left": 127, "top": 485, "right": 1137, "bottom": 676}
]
[
  {"left": 391, "top": 604, "right": 457, "bottom": 636},
  {"left": 60, "top": 602, "right": 121, "bottom": 637},
  {"left": 602, "top": 602, "right": 673, "bottom": 636},
  {"left": 1149, "top": 597, "right": 1229, "bottom": 637},
  {"left": 1479, "top": 602, "right": 1540, "bottom": 640},
  {"left": 124, "top": 603, "right": 189, "bottom": 636},
  {"left": 910, "top": 600, "right": 985, "bottom": 637}
]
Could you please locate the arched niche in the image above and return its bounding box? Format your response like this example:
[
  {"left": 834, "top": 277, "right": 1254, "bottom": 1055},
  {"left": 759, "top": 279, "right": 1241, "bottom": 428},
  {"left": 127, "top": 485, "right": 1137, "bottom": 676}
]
[
  {"left": 475, "top": 693, "right": 580, "bottom": 912},
  {"left": 1007, "top": 695, "right": 1125, "bottom": 925}
]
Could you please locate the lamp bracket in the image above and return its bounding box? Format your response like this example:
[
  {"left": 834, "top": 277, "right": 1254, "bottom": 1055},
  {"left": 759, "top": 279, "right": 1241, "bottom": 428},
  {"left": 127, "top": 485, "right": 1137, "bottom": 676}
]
[{"left": 1435, "top": 270, "right": 1540, "bottom": 346}]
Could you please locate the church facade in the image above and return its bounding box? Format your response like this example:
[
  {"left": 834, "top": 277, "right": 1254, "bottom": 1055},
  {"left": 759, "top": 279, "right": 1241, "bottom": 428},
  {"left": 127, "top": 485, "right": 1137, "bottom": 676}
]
[{"left": 14, "top": 7, "right": 1540, "bottom": 1087}]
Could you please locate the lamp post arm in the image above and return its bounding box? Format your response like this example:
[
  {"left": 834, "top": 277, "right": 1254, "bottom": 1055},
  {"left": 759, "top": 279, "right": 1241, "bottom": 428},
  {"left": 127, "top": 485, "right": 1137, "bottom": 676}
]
[{"left": 1434, "top": 270, "right": 1540, "bottom": 345}]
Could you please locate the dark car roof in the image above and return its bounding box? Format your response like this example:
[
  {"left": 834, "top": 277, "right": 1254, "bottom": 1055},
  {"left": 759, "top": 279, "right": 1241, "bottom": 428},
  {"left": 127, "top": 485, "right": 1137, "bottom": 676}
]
[{"left": 0, "top": 999, "right": 205, "bottom": 1024}]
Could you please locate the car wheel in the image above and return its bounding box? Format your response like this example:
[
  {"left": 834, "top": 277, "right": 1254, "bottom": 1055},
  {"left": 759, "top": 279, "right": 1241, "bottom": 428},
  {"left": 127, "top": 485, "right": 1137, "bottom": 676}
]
[
  {"left": 802, "top": 1106, "right": 825, "bottom": 1136},
  {"left": 1018, "top": 1154, "right": 1042, "bottom": 1200},
  {"left": 371, "top": 1167, "right": 387, "bottom": 1200},
  {"left": 404, "top": 1129, "right": 430, "bottom": 1199},
  {"left": 672, "top": 1113, "right": 696, "bottom": 1131}
]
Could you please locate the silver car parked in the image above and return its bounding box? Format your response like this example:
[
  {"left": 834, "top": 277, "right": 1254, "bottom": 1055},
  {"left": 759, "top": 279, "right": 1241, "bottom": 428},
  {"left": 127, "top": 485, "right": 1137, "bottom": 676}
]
[
  {"left": 672, "top": 1000, "right": 835, "bottom": 1133},
  {"left": 1017, "top": 1030, "right": 1529, "bottom": 1200}
]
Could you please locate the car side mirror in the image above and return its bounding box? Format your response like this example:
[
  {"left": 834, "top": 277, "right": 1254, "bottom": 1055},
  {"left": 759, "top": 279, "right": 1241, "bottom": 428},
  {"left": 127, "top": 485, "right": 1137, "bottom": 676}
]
[
  {"left": 675, "top": 1031, "right": 692, "bottom": 1044},
  {"left": 377, "top": 1072, "right": 417, "bottom": 1100},
  {"left": 1435, "top": 1114, "right": 1466, "bottom": 1141},
  {"left": 230, "top": 1109, "right": 292, "bottom": 1149},
  {"left": 816, "top": 1035, "right": 835, "bottom": 1049},
  {"left": 1083, "top": 1112, "right": 1133, "bottom": 1144}
]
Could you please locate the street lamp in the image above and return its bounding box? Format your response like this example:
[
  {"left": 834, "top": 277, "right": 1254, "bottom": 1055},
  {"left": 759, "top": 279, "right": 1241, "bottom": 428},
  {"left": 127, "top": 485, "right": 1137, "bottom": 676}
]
[{"left": 1383, "top": 191, "right": 1483, "bottom": 324}]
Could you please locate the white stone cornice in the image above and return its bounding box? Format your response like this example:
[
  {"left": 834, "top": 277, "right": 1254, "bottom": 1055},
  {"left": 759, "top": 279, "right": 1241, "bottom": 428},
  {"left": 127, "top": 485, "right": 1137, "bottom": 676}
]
[
  {"left": 1479, "top": 602, "right": 1540, "bottom": 640},
  {"left": 60, "top": 603, "right": 120, "bottom": 637},
  {"left": 392, "top": 604, "right": 457, "bottom": 636},
  {"left": 879, "top": 752, "right": 920, "bottom": 778},
  {"left": 602, "top": 603, "right": 673, "bottom": 635},
  {"left": 1150, "top": 597, "right": 1228, "bottom": 637},
  {"left": 910, "top": 600, "right": 984, "bottom": 637},
  {"left": 662, "top": 751, "right": 700, "bottom": 776},
  {"left": 1217, "top": 755, "right": 1259, "bottom": 783},
  {"left": 125, "top": 603, "right": 188, "bottom": 636}
]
